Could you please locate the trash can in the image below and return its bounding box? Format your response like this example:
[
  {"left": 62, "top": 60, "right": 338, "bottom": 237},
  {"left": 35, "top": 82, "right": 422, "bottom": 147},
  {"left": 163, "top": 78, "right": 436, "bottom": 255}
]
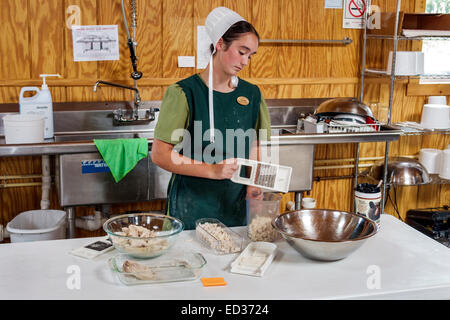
[{"left": 6, "top": 210, "right": 67, "bottom": 242}]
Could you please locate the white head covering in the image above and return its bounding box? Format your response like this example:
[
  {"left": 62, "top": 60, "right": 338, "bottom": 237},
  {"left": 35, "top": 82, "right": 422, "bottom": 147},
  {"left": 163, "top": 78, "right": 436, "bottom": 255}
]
[{"left": 204, "top": 7, "right": 246, "bottom": 143}]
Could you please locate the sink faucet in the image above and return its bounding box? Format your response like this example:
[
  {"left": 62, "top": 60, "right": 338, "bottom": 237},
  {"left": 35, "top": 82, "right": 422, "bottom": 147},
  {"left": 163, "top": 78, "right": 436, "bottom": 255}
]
[{"left": 93, "top": 80, "right": 141, "bottom": 120}]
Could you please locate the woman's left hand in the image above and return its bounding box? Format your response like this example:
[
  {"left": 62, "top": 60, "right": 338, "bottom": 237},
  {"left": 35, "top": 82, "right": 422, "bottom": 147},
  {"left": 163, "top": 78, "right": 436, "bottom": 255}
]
[{"left": 246, "top": 186, "right": 263, "bottom": 200}]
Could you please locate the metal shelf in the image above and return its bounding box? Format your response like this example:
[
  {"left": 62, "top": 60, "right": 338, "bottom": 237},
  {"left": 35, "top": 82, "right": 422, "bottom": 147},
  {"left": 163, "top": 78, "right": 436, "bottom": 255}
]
[
  {"left": 363, "top": 69, "right": 450, "bottom": 80},
  {"left": 392, "top": 123, "right": 450, "bottom": 136},
  {"left": 366, "top": 34, "right": 450, "bottom": 41},
  {"left": 260, "top": 37, "right": 352, "bottom": 45}
]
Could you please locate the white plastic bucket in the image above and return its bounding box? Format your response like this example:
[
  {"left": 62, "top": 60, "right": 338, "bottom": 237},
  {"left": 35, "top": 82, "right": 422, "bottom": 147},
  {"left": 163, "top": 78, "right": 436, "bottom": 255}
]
[
  {"left": 419, "top": 148, "right": 442, "bottom": 174},
  {"left": 439, "top": 149, "right": 450, "bottom": 180},
  {"left": 420, "top": 104, "right": 450, "bottom": 130},
  {"left": 6, "top": 210, "right": 67, "bottom": 242},
  {"left": 2, "top": 114, "right": 45, "bottom": 144},
  {"left": 355, "top": 190, "right": 381, "bottom": 227}
]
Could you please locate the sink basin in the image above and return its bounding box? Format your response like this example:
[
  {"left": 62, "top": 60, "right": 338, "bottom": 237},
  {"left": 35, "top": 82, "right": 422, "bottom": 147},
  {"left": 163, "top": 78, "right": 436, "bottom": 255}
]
[{"left": 50, "top": 107, "right": 158, "bottom": 142}]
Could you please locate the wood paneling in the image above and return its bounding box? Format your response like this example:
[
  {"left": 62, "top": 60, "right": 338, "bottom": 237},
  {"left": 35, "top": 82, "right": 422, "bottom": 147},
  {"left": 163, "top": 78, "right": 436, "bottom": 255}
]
[{"left": 0, "top": 0, "right": 448, "bottom": 238}]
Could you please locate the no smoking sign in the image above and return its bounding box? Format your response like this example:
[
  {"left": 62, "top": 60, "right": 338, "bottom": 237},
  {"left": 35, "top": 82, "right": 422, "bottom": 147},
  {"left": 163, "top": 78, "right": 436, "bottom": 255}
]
[{"left": 343, "top": 0, "right": 370, "bottom": 29}]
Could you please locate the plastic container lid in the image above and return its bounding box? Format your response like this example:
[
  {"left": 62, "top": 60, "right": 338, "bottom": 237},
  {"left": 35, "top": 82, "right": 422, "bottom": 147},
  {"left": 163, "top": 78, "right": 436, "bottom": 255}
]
[{"left": 230, "top": 242, "right": 277, "bottom": 277}]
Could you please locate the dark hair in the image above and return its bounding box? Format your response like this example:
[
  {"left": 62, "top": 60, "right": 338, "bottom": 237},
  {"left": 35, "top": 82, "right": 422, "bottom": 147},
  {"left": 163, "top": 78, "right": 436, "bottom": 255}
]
[{"left": 210, "top": 21, "right": 260, "bottom": 53}]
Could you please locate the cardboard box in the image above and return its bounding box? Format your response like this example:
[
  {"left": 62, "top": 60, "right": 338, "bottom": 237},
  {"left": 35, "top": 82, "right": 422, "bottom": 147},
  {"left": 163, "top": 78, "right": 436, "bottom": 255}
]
[{"left": 368, "top": 12, "right": 450, "bottom": 36}]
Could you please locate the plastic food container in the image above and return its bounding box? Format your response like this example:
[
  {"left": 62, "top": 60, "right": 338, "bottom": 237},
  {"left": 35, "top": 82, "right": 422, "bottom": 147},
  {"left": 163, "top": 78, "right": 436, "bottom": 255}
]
[
  {"left": 420, "top": 104, "right": 450, "bottom": 129},
  {"left": 108, "top": 250, "right": 206, "bottom": 286},
  {"left": 230, "top": 242, "right": 277, "bottom": 277},
  {"left": 2, "top": 114, "right": 45, "bottom": 144},
  {"left": 195, "top": 218, "right": 244, "bottom": 255},
  {"left": 247, "top": 192, "right": 281, "bottom": 242}
]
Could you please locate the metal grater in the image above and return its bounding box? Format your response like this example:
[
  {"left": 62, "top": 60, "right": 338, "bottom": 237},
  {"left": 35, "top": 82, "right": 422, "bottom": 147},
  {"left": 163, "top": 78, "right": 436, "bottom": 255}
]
[
  {"left": 255, "top": 164, "right": 277, "bottom": 189},
  {"left": 231, "top": 158, "right": 292, "bottom": 193}
]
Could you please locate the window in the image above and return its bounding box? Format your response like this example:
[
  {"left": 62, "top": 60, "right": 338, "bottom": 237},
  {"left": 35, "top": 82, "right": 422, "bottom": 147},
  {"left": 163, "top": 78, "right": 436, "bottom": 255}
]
[{"left": 421, "top": 0, "right": 450, "bottom": 83}]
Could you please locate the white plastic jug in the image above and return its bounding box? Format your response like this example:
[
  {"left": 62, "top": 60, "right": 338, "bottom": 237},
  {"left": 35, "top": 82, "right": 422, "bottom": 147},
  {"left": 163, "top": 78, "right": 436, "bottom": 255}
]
[{"left": 19, "top": 74, "right": 60, "bottom": 139}]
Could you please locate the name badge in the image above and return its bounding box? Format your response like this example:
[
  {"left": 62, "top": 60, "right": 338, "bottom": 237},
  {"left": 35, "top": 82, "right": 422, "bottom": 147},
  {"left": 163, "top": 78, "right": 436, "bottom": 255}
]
[{"left": 237, "top": 96, "right": 250, "bottom": 106}]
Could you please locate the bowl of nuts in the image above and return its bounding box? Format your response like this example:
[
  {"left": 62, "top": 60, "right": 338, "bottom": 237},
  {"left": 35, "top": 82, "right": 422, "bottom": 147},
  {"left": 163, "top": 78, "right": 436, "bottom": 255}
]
[{"left": 103, "top": 213, "right": 184, "bottom": 259}]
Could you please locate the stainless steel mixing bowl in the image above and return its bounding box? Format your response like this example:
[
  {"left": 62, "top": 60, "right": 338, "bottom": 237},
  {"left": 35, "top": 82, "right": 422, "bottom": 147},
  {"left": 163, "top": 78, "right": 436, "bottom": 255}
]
[
  {"left": 364, "top": 157, "right": 432, "bottom": 186},
  {"left": 314, "top": 98, "right": 375, "bottom": 120},
  {"left": 272, "top": 209, "right": 378, "bottom": 261}
]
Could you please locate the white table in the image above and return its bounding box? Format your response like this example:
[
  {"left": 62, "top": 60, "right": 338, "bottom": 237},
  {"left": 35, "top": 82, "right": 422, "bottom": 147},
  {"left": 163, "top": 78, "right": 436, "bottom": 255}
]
[{"left": 0, "top": 215, "right": 449, "bottom": 300}]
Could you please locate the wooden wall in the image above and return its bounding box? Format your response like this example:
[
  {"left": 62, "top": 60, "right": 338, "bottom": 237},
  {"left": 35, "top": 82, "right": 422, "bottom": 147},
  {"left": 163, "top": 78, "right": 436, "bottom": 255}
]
[{"left": 0, "top": 0, "right": 448, "bottom": 238}]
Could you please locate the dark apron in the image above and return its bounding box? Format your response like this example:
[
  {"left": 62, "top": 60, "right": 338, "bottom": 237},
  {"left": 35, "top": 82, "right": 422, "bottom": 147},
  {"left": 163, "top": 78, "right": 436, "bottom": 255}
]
[{"left": 166, "top": 74, "right": 261, "bottom": 230}]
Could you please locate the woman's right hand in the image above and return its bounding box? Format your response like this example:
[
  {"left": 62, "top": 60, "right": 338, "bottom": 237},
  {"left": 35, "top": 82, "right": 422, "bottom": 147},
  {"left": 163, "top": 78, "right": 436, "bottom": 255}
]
[{"left": 209, "top": 158, "right": 239, "bottom": 180}]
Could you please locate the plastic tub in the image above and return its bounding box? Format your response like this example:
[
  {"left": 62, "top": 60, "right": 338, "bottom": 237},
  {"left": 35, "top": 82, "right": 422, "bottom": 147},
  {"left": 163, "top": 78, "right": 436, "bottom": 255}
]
[
  {"left": 2, "top": 114, "right": 45, "bottom": 144},
  {"left": 420, "top": 104, "right": 450, "bottom": 129},
  {"left": 6, "top": 210, "right": 67, "bottom": 242}
]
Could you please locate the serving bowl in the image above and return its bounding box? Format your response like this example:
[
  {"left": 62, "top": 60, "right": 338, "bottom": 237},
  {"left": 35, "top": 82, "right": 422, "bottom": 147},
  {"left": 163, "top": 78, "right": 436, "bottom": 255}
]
[
  {"left": 272, "top": 209, "right": 377, "bottom": 261},
  {"left": 364, "top": 157, "right": 431, "bottom": 186},
  {"left": 103, "top": 213, "right": 184, "bottom": 259}
]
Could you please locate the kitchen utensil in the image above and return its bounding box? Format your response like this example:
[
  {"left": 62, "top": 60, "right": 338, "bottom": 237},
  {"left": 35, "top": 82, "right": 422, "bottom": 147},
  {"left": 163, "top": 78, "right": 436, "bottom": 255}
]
[
  {"left": 108, "top": 250, "right": 206, "bottom": 285},
  {"left": 419, "top": 148, "right": 442, "bottom": 174},
  {"left": 231, "top": 158, "right": 292, "bottom": 193},
  {"left": 428, "top": 96, "right": 447, "bottom": 105},
  {"left": 420, "top": 104, "right": 450, "bottom": 129},
  {"left": 195, "top": 218, "right": 244, "bottom": 255},
  {"left": 103, "top": 213, "right": 184, "bottom": 259},
  {"left": 439, "top": 149, "right": 450, "bottom": 180},
  {"left": 314, "top": 98, "right": 375, "bottom": 120},
  {"left": 364, "top": 157, "right": 432, "bottom": 185},
  {"left": 247, "top": 192, "right": 281, "bottom": 242},
  {"left": 272, "top": 209, "right": 377, "bottom": 261}
]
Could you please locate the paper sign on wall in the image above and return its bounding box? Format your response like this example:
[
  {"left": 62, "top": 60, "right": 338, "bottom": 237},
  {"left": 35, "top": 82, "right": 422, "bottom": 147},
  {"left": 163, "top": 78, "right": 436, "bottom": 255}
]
[
  {"left": 325, "top": 0, "right": 342, "bottom": 9},
  {"left": 72, "top": 25, "right": 120, "bottom": 61},
  {"left": 343, "top": 0, "right": 370, "bottom": 29}
]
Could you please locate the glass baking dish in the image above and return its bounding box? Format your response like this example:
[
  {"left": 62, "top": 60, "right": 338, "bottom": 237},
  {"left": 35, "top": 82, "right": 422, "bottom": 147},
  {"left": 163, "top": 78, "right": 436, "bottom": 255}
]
[
  {"left": 195, "top": 218, "right": 245, "bottom": 255},
  {"left": 108, "top": 250, "right": 206, "bottom": 286}
]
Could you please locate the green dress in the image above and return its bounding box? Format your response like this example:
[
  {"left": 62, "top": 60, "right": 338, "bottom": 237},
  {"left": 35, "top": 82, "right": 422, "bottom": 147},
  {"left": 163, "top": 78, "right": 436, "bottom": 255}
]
[{"left": 155, "top": 74, "right": 270, "bottom": 230}]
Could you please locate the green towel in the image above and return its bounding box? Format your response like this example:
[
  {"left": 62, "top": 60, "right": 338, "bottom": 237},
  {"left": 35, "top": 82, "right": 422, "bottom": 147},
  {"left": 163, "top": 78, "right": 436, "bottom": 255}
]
[{"left": 94, "top": 138, "right": 148, "bottom": 183}]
